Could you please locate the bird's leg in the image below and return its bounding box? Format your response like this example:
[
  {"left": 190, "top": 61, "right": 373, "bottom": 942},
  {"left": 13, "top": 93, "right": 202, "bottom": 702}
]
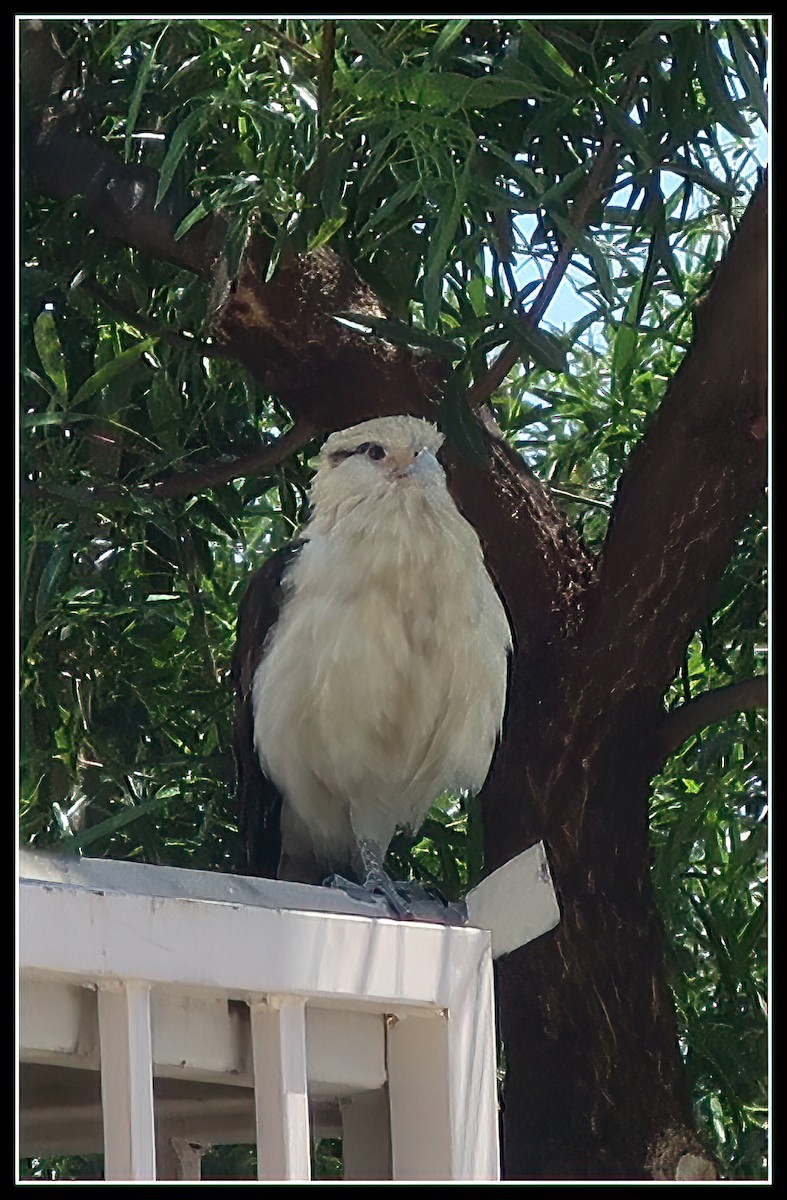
[
  {"left": 356, "top": 838, "right": 466, "bottom": 924},
  {"left": 326, "top": 839, "right": 466, "bottom": 924}
]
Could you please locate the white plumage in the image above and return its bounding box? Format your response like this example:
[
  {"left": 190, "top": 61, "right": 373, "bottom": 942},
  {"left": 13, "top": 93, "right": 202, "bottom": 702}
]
[{"left": 250, "top": 415, "right": 512, "bottom": 884}]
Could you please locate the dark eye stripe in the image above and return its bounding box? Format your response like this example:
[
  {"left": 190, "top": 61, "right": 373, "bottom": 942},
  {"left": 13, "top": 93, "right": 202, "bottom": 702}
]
[
  {"left": 357, "top": 442, "right": 386, "bottom": 460},
  {"left": 329, "top": 441, "right": 387, "bottom": 466}
]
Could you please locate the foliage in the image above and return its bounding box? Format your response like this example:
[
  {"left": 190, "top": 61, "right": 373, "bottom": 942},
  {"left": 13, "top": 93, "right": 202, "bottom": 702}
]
[{"left": 19, "top": 16, "right": 767, "bottom": 1179}]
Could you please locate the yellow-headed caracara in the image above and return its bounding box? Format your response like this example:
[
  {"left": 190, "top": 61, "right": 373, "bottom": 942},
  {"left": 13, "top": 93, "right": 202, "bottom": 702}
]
[{"left": 232, "top": 415, "right": 511, "bottom": 912}]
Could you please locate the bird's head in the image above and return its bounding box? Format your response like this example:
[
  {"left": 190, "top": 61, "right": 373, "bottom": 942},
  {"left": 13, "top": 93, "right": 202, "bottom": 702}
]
[{"left": 309, "top": 416, "right": 447, "bottom": 526}]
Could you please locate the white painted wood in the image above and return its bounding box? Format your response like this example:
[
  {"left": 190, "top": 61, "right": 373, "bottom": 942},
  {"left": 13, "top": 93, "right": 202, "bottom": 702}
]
[
  {"left": 305, "top": 1008, "right": 386, "bottom": 1097},
  {"left": 443, "top": 928, "right": 500, "bottom": 1180},
  {"left": 387, "top": 1012, "right": 452, "bottom": 1180},
  {"left": 249, "top": 997, "right": 311, "bottom": 1181},
  {"left": 19, "top": 852, "right": 504, "bottom": 1181},
  {"left": 19, "top": 978, "right": 98, "bottom": 1067},
  {"left": 96, "top": 982, "right": 156, "bottom": 1181},
  {"left": 20, "top": 875, "right": 489, "bottom": 1011},
  {"left": 341, "top": 1087, "right": 392, "bottom": 1180},
  {"left": 156, "top": 1136, "right": 206, "bottom": 1180},
  {"left": 386, "top": 937, "right": 499, "bottom": 1181},
  {"left": 20, "top": 847, "right": 392, "bottom": 920},
  {"left": 465, "top": 840, "right": 560, "bottom": 958},
  {"left": 151, "top": 992, "right": 247, "bottom": 1083}
]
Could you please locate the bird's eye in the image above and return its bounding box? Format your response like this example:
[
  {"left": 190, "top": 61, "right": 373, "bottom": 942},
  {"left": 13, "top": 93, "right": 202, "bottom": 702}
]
[{"left": 356, "top": 442, "right": 386, "bottom": 461}]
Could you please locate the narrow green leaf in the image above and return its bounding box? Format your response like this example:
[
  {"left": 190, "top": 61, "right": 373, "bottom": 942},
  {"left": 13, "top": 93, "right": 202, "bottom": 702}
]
[
  {"left": 430, "top": 19, "right": 471, "bottom": 59},
  {"left": 439, "top": 371, "right": 487, "bottom": 464},
  {"left": 357, "top": 179, "right": 420, "bottom": 240},
  {"left": 125, "top": 27, "right": 168, "bottom": 162},
  {"left": 611, "top": 278, "right": 642, "bottom": 391},
  {"left": 22, "top": 411, "right": 94, "bottom": 429},
  {"left": 174, "top": 200, "right": 210, "bottom": 241},
  {"left": 35, "top": 542, "right": 70, "bottom": 623},
  {"left": 70, "top": 794, "right": 171, "bottom": 849},
  {"left": 307, "top": 211, "right": 347, "bottom": 251},
  {"left": 72, "top": 337, "right": 157, "bottom": 407},
  {"left": 551, "top": 213, "right": 615, "bottom": 304},
  {"left": 697, "top": 27, "right": 753, "bottom": 140},
  {"left": 423, "top": 190, "right": 464, "bottom": 329},
  {"left": 350, "top": 67, "right": 534, "bottom": 113},
  {"left": 332, "top": 312, "right": 463, "bottom": 359},
  {"left": 725, "top": 21, "right": 769, "bottom": 127},
  {"left": 33, "top": 311, "right": 68, "bottom": 399},
  {"left": 155, "top": 106, "right": 210, "bottom": 208},
  {"left": 518, "top": 21, "right": 579, "bottom": 91},
  {"left": 505, "top": 318, "right": 569, "bottom": 375},
  {"left": 663, "top": 156, "right": 739, "bottom": 198},
  {"left": 343, "top": 21, "right": 395, "bottom": 69}
]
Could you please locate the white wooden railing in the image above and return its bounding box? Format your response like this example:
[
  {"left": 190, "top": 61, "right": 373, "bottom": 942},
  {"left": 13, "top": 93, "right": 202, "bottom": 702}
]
[{"left": 18, "top": 846, "right": 558, "bottom": 1181}]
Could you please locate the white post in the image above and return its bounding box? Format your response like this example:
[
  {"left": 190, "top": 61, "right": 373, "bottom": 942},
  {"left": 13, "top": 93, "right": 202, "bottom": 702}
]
[
  {"left": 386, "top": 1011, "right": 452, "bottom": 1180},
  {"left": 249, "top": 996, "right": 311, "bottom": 1181},
  {"left": 96, "top": 981, "right": 156, "bottom": 1181},
  {"left": 386, "top": 978, "right": 500, "bottom": 1180}
]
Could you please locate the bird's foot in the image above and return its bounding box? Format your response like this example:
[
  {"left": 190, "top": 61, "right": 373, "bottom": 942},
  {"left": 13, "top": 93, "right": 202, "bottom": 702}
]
[{"left": 325, "top": 869, "right": 466, "bottom": 926}]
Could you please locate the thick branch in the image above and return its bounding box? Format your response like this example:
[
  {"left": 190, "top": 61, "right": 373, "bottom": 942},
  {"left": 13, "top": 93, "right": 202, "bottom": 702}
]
[
  {"left": 578, "top": 180, "right": 767, "bottom": 709},
  {"left": 658, "top": 675, "right": 768, "bottom": 763},
  {"left": 24, "top": 423, "right": 317, "bottom": 506},
  {"left": 26, "top": 126, "right": 225, "bottom": 278}
]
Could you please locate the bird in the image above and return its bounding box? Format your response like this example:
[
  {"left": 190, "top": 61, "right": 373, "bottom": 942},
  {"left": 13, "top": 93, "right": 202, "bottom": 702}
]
[{"left": 231, "top": 414, "right": 512, "bottom": 909}]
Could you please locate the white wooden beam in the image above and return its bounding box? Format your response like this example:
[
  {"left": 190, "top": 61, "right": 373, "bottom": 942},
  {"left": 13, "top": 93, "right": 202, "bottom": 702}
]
[
  {"left": 249, "top": 997, "right": 311, "bottom": 1181},
  {"left": 96, "top": 982, "right": 156, "bottom": 1181}
]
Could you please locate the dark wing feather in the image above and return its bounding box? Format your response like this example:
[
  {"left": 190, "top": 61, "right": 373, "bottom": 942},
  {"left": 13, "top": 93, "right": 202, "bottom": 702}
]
[{"left": 231, "top": 543, "right": 302, "bottom": 878}]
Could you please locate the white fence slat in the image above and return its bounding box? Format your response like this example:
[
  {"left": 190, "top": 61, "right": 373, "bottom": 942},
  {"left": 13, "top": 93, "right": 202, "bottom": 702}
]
[
  {"left": 249, "top": 997, "right": 311, "bottom": 1181},
  {"left": 96, "top": 981, "right": 156, "bottom": 1181}
]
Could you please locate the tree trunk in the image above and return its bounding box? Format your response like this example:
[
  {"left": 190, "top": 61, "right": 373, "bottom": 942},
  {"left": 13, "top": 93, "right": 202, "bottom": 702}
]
[{"left": 481, "top": 182, "right": 767, "bottom": 1178}]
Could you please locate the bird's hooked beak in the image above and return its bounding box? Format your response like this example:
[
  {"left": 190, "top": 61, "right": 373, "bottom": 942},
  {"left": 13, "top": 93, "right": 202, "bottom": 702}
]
[{"left": 392, "top": 447, "right": 441, "bottom": 481}]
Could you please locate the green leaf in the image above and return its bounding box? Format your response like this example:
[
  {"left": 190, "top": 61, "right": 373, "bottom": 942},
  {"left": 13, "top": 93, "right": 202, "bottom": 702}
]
[
  {"left": 33, "top": 311, "right": 68, "bottom": 399},
  {"left": 505, "top": 318, "right": 569, "bottom": 375},
  {"left": 174, "top": 200, "right": 210, "bottom": 241},
  {"left": 156, "top": 105, "right": 212, "bottom": 208},
  {"left": 611, "top": 278, "right": 643, "bottom": 392},
  {"left": 332, "top": 312, "right": 464, "bottom": 360},
  {"left": 307, "top": 211, "right": 347, "bottom": 251},
  {"left": 697, "top": 27, "right": 752, "bottom": 140},
  {"left": 663, "top": 156, "right": 739, "bottom": 198},
  {"left": 125, "top": 26, "right": 169, "bottom": 162},
  {"left": 517, "top": 20, "right": 580, "bottom": 92},
  {"left": 343, "top": 21, "right": 396, "bottom": 69},
  {"left": 725, "top": 21, "right": 769, "bottom": 127},
  {"left": 422, "top": 149, "right": 475, "bottom": 330},
  {"left": 430, "top": 19, "right": 471, "bottom": 59},
  {"left": 22, "top": 411, "right": 94, "bottom": 429},
  {"left": 350, "top": 67, "right": 535, "bottom": 113},
  {"left": 35, "top": 542, "right": 70, "bottom": 623},
  {"left": 550, "top": 213, "right": 615, "bottom": 304},
  {"left": 438, "top": 371, "right": 487, "bottom": 464},
  {"left": 72, "top": 338, "right": 158, "bottom": 407},
  {"left": 70, "top": 793, "right": 172, "bottom": 849},
  {"left": 357, "top": 179, "right": 421, "bottom": 240}
]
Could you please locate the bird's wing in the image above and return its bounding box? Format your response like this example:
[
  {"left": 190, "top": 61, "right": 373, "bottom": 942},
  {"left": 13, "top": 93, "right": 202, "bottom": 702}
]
[{"left": 231, "top": 542, "right": 302, "bottom": 878}]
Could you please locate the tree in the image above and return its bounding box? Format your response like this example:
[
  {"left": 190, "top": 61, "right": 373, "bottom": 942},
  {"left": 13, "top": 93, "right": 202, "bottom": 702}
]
[{"left": 19, "top": 17, "right": 768, "bottom": 1181}]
